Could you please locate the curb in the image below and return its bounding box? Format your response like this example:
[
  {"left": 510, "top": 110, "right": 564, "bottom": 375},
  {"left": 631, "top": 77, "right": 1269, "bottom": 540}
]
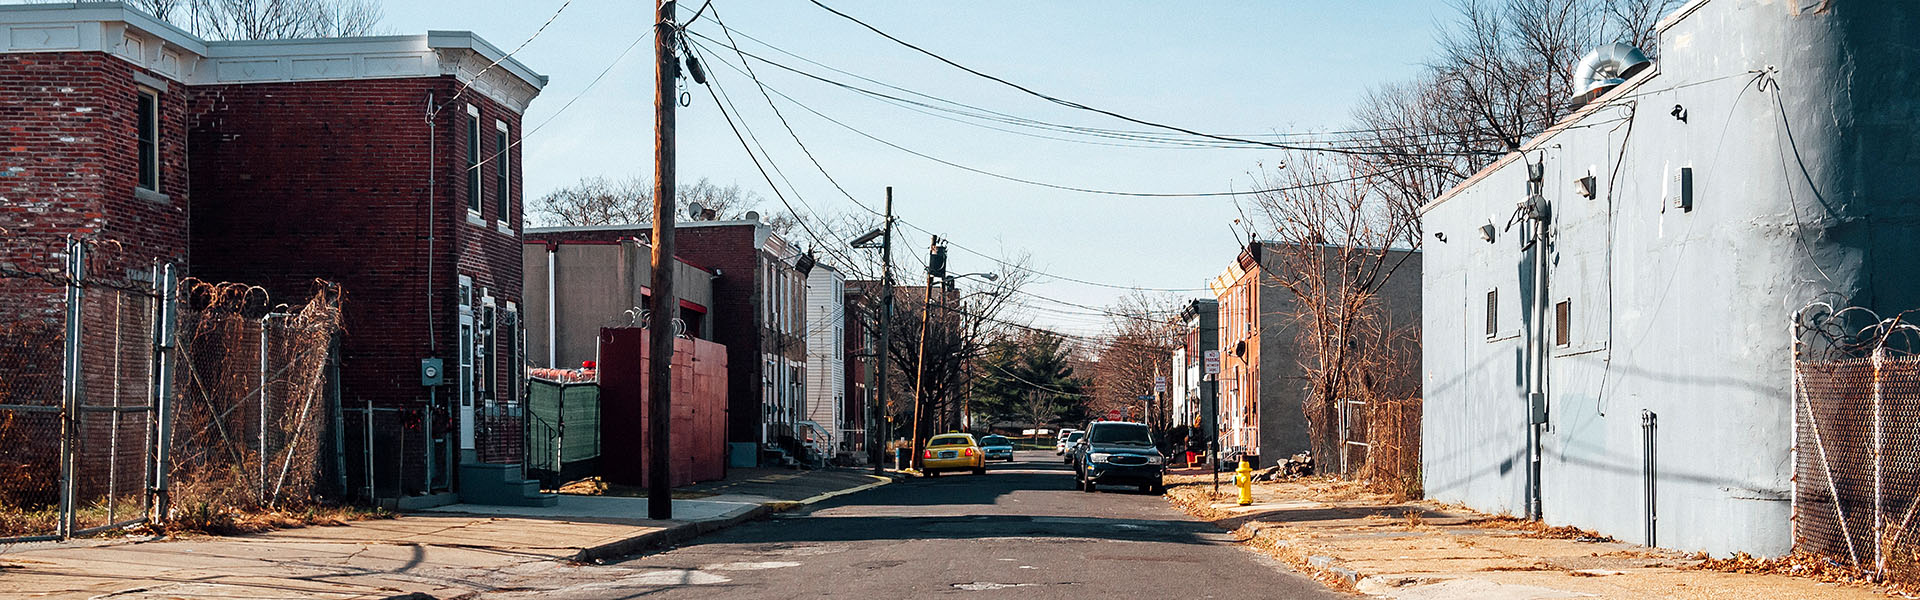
[{"left": 570, "top": 474, "right": 897, "bottom": 563}]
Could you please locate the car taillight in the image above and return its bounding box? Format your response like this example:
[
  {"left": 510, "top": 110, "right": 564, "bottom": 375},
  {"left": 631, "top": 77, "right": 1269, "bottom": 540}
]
[
  {"left": 923, "top": 450, "right": 934, "bottom": 459},
  {"left": 964, "top": 448, "right": 977, "bottom": 456}
]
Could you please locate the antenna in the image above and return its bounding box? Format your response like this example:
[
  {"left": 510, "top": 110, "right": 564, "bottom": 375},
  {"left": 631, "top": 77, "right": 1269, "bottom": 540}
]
[{"left": 687, "top": 201, "right": 705, "bottom": 219}]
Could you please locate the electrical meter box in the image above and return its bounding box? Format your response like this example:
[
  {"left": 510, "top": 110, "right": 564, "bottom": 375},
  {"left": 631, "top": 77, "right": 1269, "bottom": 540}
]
[{"left": 420, "top": 357, "right": 445, "bottom": 387}]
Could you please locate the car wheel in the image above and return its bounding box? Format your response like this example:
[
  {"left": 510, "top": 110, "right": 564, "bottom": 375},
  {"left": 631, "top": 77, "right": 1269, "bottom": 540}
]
[
  {"left": 1151, "top": 482, "right": 1166, "bottom": 495},
  {"left": 973, "top": 467, "right": 986, "bottom": 475}
]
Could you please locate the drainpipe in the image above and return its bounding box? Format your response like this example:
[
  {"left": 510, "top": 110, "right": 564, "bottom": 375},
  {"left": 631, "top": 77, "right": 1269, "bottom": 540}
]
[
  {"left": 1522, "top": 162, "right": 1551, "bottom": 521},
  {"left": 546, "top": 241, "right": 557, "bottom": 368}
]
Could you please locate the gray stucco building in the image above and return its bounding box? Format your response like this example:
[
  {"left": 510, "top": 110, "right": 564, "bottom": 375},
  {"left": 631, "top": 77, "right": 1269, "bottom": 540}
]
[{"left": 1419, "top": 0, "right": 1920, "bottom": 556}]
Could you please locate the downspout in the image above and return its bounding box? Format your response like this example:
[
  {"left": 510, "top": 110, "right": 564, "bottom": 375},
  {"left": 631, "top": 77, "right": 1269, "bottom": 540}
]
[
  {"left": 1522, "top": 162, "right": 1550, "bottom": 521},
  {"left": 547, "top": 241, "right": 557, "bottom": 367},
  {"left": 426, "top": 92, "right": 438, "bottom": 353}
]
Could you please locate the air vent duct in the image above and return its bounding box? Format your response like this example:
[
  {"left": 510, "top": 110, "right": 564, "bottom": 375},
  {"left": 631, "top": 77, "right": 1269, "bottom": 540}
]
[{"left": 1571, "top": 42, "right": 1652, "bottom": 106}]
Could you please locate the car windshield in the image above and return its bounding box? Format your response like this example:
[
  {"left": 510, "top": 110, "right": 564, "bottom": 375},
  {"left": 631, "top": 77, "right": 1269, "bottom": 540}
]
[
  {"left": 1066, "top": 432, "right": 1084, "bottom": 442},
  {"left": 1089, "top": 424, "right": 1153, "bottom": 445},
  {"left": 928, "top": 437, "right": 972, "bottom": 447},
  {"left": 980, "top": 436, "right": 1009, "bottom": 446}
]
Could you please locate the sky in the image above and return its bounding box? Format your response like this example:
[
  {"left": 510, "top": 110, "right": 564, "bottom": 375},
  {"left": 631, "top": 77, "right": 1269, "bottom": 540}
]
[{"left": 381, "top": 1, "right": 1447, "bottom": 339}]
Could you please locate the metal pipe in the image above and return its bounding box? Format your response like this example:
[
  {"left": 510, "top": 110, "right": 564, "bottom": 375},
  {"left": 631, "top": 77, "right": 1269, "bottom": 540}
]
[
  {"left": 58, "top": 238, "right": 84, "bottom": 539},
  {"left": 547, "top": 244, "right": 558, "bottom": 368},
  {"left": 1642, "top": 409, "right": 1657, "bottom": 546}
]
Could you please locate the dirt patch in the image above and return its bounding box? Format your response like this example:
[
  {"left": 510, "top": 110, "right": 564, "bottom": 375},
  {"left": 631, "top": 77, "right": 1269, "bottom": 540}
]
[
  {"left": 1462, "top": 515, "right": 1617, "bottom": 542},
  {"left": 155, "top": 504, "right": 392, "bottom": 537}
]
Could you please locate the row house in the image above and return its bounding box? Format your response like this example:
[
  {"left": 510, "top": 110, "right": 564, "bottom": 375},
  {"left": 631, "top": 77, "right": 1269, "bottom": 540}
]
[
  {"left": 0, "top": 3, "right": 546, "bottom": 506},
  {"left": 1208, "top": 242, "right": 1420, "bottom": 469},
  {"left": 803, "top": 263, "right": 847, "bottom": 459},
  {"left": 1170, "top": 298, "right": 1218, "bottom": 454},
  {"left": 526, "top": 219, "right": 811, "bottom": 466}
]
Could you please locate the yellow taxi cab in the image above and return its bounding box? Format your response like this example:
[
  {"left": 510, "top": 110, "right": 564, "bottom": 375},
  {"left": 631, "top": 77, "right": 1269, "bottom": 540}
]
[{"left": 921, "top": 433, "right": 986, "bottom": 476}]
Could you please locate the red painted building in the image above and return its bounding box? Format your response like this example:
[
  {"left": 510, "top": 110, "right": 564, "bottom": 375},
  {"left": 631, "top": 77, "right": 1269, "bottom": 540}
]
[{"left": 1, "top": 4, "right": 546, "bottom": 504}]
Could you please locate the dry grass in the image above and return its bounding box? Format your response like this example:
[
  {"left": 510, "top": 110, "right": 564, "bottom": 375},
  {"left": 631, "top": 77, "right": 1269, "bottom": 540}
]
[
  {"left": 1688, "top": 550, "right": 1920, "bottom": 596},
  {"left": 1462, "top": 514, "right": 1617, "bottom": 542},
  {"left": 554, "top": 477, "right": 716, "bottom": 499},
  {"left": 154, "top": 503, "right": 391, "bottom": 536}
]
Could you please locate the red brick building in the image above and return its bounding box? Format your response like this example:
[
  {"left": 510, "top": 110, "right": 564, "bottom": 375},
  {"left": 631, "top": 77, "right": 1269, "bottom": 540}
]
[
  {"left": 526, "top": 220, "right": 813, "bottom": 464},
  {"left": 1, "top": 4, "right": 546, "bottom": 504}
]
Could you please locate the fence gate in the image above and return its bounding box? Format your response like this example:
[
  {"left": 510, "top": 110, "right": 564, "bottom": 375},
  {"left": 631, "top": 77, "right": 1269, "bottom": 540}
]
[{"left": 1, "top": 240, "right": 173, "bottom": 542}]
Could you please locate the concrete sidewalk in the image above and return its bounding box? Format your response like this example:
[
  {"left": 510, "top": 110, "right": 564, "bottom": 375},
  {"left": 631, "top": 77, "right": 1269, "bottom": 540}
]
[
  {"left": 0, "top": 468, "right": 893, "bottom": 599},
  {"left": 1166, "top": 474, "right": 1894, "bottom": 600}
]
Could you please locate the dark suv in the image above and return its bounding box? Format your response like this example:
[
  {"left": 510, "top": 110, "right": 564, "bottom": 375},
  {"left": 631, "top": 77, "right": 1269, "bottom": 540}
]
[{"left": 1072, "top": 421, "right": 1166, "bottom": 493}]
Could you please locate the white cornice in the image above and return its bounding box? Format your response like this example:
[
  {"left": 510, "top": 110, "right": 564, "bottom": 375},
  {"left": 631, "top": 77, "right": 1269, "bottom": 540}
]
[{"left": 1, "top": 2, "right": 545, "bottom": 113}]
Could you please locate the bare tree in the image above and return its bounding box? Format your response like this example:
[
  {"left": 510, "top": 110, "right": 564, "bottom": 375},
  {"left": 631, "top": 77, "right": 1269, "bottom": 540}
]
[
  {"left": 1344, "top": 0, "right": 1681, "bottom": 237},
  {"left": 528, "top": 175, "right": 794, "bottom": 231},
  {"left": 1088, "top": 292, "right": 1183, "bottom": 436},
  {"left": 1250, "top": 151, "right": 1422, "bottom": 493},
  {"left": 8, "top": 0, "right": 388, "bottom": 40}
]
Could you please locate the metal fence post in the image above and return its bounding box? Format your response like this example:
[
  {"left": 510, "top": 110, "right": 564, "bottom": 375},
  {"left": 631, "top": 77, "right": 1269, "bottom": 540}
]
[
  {"left": 1873, "top": 347, "right": 1886, "bottom": 575},
  {"left": 57, "top": 238, "right": 85, "bottom": 539},
  {"left": 151, "top": 263, "right": 175, "bottom": 521},
  {"left": 258, "top": 316, "right": 269, "bottom": 505}
]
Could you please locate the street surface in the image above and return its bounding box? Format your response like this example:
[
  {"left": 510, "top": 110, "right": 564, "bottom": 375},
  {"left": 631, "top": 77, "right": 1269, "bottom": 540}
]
[{"left": 487, "top": 450, "right": 1346, "bottom": 598}]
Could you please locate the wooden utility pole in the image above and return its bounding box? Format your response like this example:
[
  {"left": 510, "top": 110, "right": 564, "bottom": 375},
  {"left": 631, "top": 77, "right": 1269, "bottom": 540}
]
[
  {"left": 646, "top": 0, "right": 677, "bottom": 521},
  {"left": 909, "top": 235, "right": 939, "bottom": 470},
  {"left": 870, "top": 189, "right": 895, "bottom": 475}
]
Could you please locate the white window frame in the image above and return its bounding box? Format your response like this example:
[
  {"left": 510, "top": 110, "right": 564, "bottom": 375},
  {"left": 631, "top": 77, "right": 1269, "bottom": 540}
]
[
  {"left": 494, "top": 119, "right": 511, "bottom": 227},
  {"left": 136, "top": 87, "right": 160, "bottom": 192},
  {"left": 465, "top": 104, "right": 482, "bottom": 218},
  {"left": 457, "top": 274, "right": 476, "bottom": 450}
]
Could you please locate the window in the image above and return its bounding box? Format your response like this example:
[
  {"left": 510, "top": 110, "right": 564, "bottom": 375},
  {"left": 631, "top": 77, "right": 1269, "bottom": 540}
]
[
  {"left": 494, "top": 120, "right": 510, "bottom": 223},
  {"left": 136, "top": 89, "right": 159, "bottom": 191},
  {"left": 1486, "top": 289, "right": 1499, "bottom": 336},
  {"left": 466, "top": 105, "right": 481, "bottom": 215},
  {"left": 1555, "top": 300, "right": 1571, "bottom": 347}
]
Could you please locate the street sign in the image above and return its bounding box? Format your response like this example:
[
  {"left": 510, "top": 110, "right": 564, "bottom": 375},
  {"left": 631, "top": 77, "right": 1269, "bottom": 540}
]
[
  {"left": 1203, "top": 350, "right": 1221, "bottom": 375},
  {"left": 1154, "top": 375, "right": 1167, "bottom": 393}
]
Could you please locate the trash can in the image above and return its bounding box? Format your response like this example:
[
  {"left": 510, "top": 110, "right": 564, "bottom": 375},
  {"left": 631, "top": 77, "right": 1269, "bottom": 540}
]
[{"left": 895, "top": 447, "right": 912, "bottom": 470}]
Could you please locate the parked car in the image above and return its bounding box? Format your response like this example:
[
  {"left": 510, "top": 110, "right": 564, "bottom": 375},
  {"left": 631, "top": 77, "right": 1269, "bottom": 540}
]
[
  {"left": 1073, "top": 421, "right": 1166, "bottom": 493},
  {"left": 978, "top": 435, "right": 1015, "bottom": 462},
  {"left": 1052, "top": 430, "right": 1082, "bottom": 453},
  {"left": 1059, "top": 431, "right": 1086, "bottom": 463},
  {"left": 922, "top": 433, "right": 986, "bottom": 476}
]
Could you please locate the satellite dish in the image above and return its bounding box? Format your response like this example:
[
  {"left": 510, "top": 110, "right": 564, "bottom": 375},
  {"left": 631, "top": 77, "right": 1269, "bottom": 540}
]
[
  {"left": 744, "top": 210, "right": 761, "bottom": 222},
  {"left": 687, "top": 201, "right": 704, "bottom": 219}
]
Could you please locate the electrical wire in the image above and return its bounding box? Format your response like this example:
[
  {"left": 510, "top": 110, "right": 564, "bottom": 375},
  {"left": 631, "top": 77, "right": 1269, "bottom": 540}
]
[
  {"left": 805, "top": 0, "right": 1508, "bottom": 158},
  {"left": 430, "top": 0, "right": 575, "bottom": 120}
]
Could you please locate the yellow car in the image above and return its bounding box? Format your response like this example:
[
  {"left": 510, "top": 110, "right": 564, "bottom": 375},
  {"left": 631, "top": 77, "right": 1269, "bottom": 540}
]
[{"left": 921, "top": 433, "right": 986, "bottom": 476}]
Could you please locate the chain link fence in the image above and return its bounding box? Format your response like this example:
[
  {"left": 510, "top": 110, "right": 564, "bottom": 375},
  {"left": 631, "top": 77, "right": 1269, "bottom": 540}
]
[
  {"left": 1793, "top": 303, "right": 1920, "bottom": 583},
  {"left": 0, "top": 237, "right": 342, "bottom": 542}
]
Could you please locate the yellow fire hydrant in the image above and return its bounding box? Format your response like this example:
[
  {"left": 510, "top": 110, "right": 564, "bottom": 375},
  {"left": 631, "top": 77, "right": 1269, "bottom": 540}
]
[{"left": 1234, "top": 460, "right": 1254, "bottom": 506}]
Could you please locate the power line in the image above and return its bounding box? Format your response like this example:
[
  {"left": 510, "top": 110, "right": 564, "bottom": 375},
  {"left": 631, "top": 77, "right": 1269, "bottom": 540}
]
[
  {"left": 431, "top": 0, "right": 575, "bottom": 120},
  {"left": 805, "top": 0, "right": 1505, "bottom": 158}
]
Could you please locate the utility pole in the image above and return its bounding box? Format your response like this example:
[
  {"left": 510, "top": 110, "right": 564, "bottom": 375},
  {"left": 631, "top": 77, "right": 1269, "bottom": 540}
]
[
  {"left": 909, "top": 236, "right": 942, "bottom": 470},
  {"left": 868, "top": 189, "right": 895, "bottom": 475},
  {"left": 645, "top": 0, "right": 677, "bottom": 521}
]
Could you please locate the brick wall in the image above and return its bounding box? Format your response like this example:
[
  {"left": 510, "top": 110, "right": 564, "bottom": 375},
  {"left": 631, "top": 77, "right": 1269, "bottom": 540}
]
[
  {"left": 1, "top": 51, "right": 189, "bottom": 323},
  {"left": 188, "top": 76, "right": 526, "bottom": 494}
]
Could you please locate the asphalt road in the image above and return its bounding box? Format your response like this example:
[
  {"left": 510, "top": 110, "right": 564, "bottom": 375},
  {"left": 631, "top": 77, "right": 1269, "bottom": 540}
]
[{"left": 498, "top": 450, "right": 1347, "bottom": 599}]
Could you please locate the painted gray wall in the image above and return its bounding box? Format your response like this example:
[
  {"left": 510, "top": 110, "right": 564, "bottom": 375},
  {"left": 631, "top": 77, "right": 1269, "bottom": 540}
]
[
  {"left": 1420, "top": 0, "right": 1919, "bottom": 556},
  {"left": 522, "top": 241, "right": 715, "bottom": 369}
]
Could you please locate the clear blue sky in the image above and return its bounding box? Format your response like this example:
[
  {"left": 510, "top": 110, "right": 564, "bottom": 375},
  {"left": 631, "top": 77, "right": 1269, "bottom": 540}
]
[{"left": 383, "top": 1, "right": 1445, "bottom": 338}]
